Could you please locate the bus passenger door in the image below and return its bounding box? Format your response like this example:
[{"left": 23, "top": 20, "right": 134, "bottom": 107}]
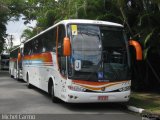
[{"left": 56, "top": 25, "right": 67, "bottom": 98}]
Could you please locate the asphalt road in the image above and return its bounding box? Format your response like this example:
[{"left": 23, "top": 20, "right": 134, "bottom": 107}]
[{"left": 0, "top": 70, "right": 142, "bottom": 120}]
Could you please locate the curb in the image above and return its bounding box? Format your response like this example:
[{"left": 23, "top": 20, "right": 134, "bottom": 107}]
[
  {"left": 127, "top": 106, "right": 160, "bottom": 119},
  {"left": 127, "top": 106, "right": 144, "bottom": 113}
]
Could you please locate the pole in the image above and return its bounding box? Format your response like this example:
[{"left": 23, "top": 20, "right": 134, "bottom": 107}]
[{"left": 10, "top": 35, "right": 13, "bottom": 48}]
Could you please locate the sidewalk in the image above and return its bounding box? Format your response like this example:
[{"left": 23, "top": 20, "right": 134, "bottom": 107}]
[{"left": 128, "top": 92, "right": 160, "bottom": 115}]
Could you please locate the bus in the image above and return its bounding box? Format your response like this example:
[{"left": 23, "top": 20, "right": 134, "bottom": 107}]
[
  {"left": 0, "top": 53, "right": 10, "bottom": 70},
  {"left": 9, "top": 46, "right": 23, "bottom": 79},
  {"left": 22, "top": 19, "right": 142, "bottom": 103}
]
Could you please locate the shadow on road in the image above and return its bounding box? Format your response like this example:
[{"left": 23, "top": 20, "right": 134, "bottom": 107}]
[
  {"left": 0, "top": 70, "right": 9, "bottom": 77},
  {"left": 3, "top": 71, "right": 129, "bottom": 114},
  {"left": 62, "top": 102, "right": 127, "bottom": 113},
  {"left": 27, "top": 83, "right": 128, "bottom": 113}
]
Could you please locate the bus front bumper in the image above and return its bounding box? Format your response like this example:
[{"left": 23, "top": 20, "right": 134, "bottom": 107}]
[{"left": 64, "top": 90, "right": 130, "bottom": 103}]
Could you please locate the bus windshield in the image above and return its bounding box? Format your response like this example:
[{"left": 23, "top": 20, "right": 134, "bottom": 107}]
[
  {"left": 1, "top": 55, "right": 10, "bottom": 59},
  {"left": 68, "top": 24, "right": 130, "bottom": 81}
]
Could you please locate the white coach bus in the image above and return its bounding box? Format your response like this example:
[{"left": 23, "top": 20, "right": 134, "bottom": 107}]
[
  {"left": 22, "top": 19, "right": 142, "bottom": 103},
  {"left": 0, "top": 53, "right": 10, "bottom": 70},
  {"left": 9, "top": 46, "right": 23, "bottom": 79}
]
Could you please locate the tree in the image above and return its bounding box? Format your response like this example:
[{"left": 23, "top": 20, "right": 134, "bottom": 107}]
[
  {"left": 0, "top": 1, "right": 9, "bottom": 53},
  {"left": 0, "top": 0, "right": 26, "bottom": 53},
  {"left": 21, "top": 28, "right": 34, "bottom": 41},
  {"left": 1, "top": 0, "right": 160, "bottom": 90}
]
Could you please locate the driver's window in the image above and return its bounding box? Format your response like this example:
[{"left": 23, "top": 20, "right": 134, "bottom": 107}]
[{"left": 57, "top": 25, "right": 66, "bottom": 76}]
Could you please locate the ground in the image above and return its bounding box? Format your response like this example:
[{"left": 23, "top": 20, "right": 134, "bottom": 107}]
[{"left": 129, "top": 92, "right": 160, "bottom": 115}]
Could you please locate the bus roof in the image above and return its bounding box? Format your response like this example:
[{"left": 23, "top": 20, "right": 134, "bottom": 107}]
[
  {"left": 59, "top": 19, "right": 123, "bottom": 27},
  {"left": 24, "top": 19, "right": 123, "bottom": 44}
]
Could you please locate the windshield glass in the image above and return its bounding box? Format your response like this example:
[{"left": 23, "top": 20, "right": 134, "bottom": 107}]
[
  {"left": 68, "top": 24, "right": 130, "bottom": 81},
  {"left": 101, "top": 27, "right": 130, "bottom": 80},
  {"left": 1, "top": 55, "right": 10, "bottom": 59}
]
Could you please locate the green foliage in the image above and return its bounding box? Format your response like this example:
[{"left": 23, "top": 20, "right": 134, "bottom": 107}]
[
  {"left": 1, "top": 0, "right": 160, "bottom": 61},
  {"left": 0, "top": 0, "right": 27, "bottom": 53},
  {"left": 0, "top": 1, "right": 9, "bottom": 53},
  {"left": 21, "top": 28, "right": 34, "bottom": 40},
  {"left": 20, "top": 0, "right": 160, "bottom": 57},
  {"left": 0, "top": 0, "right": 160, "bottom": 89}
]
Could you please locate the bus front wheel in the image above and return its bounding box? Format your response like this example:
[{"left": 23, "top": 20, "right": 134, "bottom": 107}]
[{"left": 51, "top": 84, "right": 60, "bottom": 103}]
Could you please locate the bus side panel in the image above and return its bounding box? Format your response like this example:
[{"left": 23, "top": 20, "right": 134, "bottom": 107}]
[
  {"left": 9, "top": 59, "right": 14, "bottom": 76},
  {"left": 39, "top": 52, "right": 57, "bottom": 92},
  {"left": 9, "top": 58, "right": 17, "bottom": 77},
  {"left": 22, "top": 55, "right": 30, "bottom": 82},
  {"left": 37, "top": 52, "right": 54, "bottom": 92},
  {"left": 23, "top": 52, "right": 62, "bottom": 94},
  {"left": 23, "top": 54, "right": 40, "bottom": 87},
  {"left": 37, "top": 52, "right": 66, "bottom": 100}
]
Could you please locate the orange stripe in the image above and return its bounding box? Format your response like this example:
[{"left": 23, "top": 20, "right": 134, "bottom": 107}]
[
  {"left": 10, "top": 58, "right": 17, "bottom": 62},
  {"left": 73, "top": 80, "right": 128, "bottom": 86},
  {"left": 23, "top": 52, "right": 52, "bottom": 63},
  {"left": 75, "top": 82, "right": 124, "bottom": 91}
]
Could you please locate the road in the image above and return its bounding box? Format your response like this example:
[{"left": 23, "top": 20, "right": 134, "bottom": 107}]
[{"left": 0, "top": 70, "right": 141, "bottom": 120}]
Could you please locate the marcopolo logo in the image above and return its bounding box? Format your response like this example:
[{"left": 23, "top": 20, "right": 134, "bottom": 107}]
[{"left": 1, "top": 114, "right": 36, "bottom": 120}]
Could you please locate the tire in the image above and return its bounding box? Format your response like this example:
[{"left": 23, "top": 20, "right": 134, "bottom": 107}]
[
  {"left": 51, "top": 83, "right": 60, "bottom": 103},
  {"left": 11, "top": 75, "right": 14, "bottom": 78},
  {"left": 26, "top": 74, "right": 32, "bottom": 88},
  {"left": 10, "top": 70, "right": 14, "bottom": 78},
  {"left": 14, "top": 71, "right": 18, "bottom": 80},
  {"left": 119, "top": 102, "right": 129, "bottom": 109},
  {"left": 17, "top": 72, "right": 20, "bottom": 81}
]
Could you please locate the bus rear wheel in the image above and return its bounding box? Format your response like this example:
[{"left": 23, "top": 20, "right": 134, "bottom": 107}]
[
  {"left": 51, "top": 84, "right": 60, "bottom": 103},
  {"left": 26, "top": 74, "right": 32, "bottom": 88}
]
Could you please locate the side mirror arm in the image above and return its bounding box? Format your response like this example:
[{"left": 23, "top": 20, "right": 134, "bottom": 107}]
[
  {"left": 63, "top": 37, "right": 71, "bottom": 56},
  {"left": 129, "top": 40, "right": 142, "bottom": 61}
]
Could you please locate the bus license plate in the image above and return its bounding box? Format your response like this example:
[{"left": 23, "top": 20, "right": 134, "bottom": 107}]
[{"left": 98, "top": 96, "right": 108, "bottom": 101}]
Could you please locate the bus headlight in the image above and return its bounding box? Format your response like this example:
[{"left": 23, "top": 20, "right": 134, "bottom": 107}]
[
  {"left": 68, "top": 85, "right": 86, "bottom": 92},
  {"left": 119, "top": 86, "right": 130, "bottom": 92}
]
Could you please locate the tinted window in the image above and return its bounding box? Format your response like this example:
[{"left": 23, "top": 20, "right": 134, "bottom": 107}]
[
  {"left": 57, "top": 25, "right": 66, "bottom": 76},
  {"left": 43, "top": 28, "right": 56, "bottom": 52},
  {"left": 32, "top": 39, "right": 39, "bottom": 54},
  {"left": 24, "top": 28, "right": 57, "bottom": 55},
  {"left": 24, "top": 40, "right": 33, "bottom": 55}
]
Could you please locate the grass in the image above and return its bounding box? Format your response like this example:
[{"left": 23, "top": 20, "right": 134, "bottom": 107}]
[{"left": 129, "top": 92, "right": 160, "bottom": 114}]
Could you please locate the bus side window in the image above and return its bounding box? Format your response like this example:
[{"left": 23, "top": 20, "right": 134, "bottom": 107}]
[
  {"left": 23, "top": 44, "right": 27, "bottom": 55},
  {"left": 43, "top": 28, "right": 56, "bottom": 52},
  {"left": 57, "top": 25, "right": 66, "bottom": 76},
  {"left": 53, "top": 28, "right": 56, "bottom": 52},
  {"left": 42, "top": 35, "right": 46, "bottom": 52},
  {"left": 24, "top": 42, "right": 31, "bottom": 55},
  {"left": 28, "top": 40, "right": 33, "bottom": 55},
  {"left": 44, "top": 32, "right": 52, "bottom": 52},
  {"left": 33, "top": 39, "right": 39, "bottom": 54},
  {"left": 36, "top": 37, "right": 43, "bottom": 53}
]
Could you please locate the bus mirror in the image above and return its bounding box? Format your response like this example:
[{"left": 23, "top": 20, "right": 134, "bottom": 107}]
[
  {"left": 18, "top": 52, "right": 21, "bottom": 62},
  {"left": 129, "top": 40, "right": 142, "bottom": 60},
  {"left": 63, "top": 37, "right": 71, "bottom": 56}
]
